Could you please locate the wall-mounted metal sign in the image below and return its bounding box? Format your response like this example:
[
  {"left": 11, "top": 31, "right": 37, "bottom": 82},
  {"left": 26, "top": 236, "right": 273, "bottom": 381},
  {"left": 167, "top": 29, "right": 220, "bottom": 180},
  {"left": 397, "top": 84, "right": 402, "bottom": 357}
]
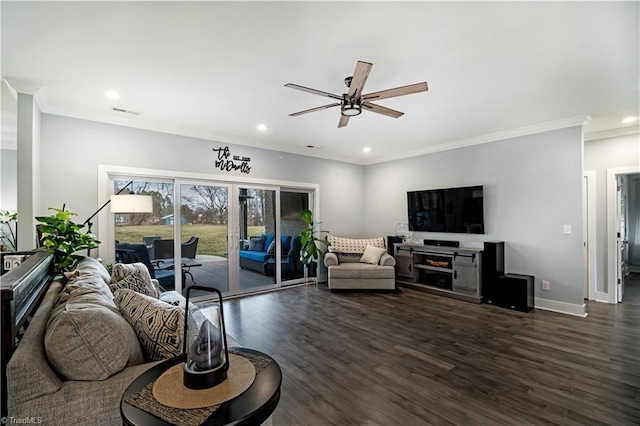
[{"left": 212, "top": 146, "right": 251, "bottom": 174}]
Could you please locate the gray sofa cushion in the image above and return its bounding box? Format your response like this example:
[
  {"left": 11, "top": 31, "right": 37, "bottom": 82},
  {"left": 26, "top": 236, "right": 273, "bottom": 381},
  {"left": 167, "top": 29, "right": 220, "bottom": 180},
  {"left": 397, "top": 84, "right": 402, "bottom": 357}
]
[
  {"left": 45, "top": 271, "right": 144, "bottom": 381},
  {"left": 67, "top": 256, "right": 111, "bottom": 285},
  {"left": 329, "top": 262, "right": 396, "bottom": 279},
  {"left": 248, "top": 236, "right": 265, "bottom": 251}
]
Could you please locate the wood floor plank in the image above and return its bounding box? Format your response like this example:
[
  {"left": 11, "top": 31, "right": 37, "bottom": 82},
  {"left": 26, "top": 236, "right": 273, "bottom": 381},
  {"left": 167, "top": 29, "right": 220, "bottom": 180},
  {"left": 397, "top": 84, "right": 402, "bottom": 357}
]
[{"left": 221, "top": 284, "right": 640, "bottom": 425}]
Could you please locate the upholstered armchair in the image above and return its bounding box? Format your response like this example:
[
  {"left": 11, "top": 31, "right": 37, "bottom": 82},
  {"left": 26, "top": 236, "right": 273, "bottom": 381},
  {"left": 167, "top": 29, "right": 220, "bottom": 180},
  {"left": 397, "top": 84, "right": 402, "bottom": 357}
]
[{"left": 323, "top": 235, "right": 396, "bottom": 291}]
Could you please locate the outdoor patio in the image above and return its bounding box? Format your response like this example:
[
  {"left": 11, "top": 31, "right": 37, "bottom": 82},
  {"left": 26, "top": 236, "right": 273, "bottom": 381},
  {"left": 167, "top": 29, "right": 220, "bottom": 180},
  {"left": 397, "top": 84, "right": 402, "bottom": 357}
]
[{"left": 181, "top": 254, "right": 296, "bottom": 295}]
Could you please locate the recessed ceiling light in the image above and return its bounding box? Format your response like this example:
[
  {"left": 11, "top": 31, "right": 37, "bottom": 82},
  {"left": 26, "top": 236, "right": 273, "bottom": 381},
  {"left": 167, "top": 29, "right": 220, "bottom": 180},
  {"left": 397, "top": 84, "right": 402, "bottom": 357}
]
[
  {"left": 621, "top": 116, "right": 638, "bottom": 124},
  {"left": 363, "top": 147, "right": 371, "bottom": 153},
  {"left": 104, "top": 90, "right": 120, "bottom": 100},
  {"left": 257, "top": 124, "right": 267, "bottom": 132}
]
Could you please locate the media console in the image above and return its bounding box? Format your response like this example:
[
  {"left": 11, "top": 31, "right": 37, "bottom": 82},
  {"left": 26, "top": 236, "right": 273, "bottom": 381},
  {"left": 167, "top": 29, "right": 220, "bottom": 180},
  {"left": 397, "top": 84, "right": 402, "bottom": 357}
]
[{"left": 394, "top": 243, "right": 483, "bottom": 303}]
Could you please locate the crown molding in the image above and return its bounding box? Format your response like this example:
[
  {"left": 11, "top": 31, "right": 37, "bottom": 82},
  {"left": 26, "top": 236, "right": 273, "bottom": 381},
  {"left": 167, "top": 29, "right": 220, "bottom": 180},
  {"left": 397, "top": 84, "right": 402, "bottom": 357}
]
[
  {"left": 42, "top": 109, "right": 364, "bottom": 165},
  {"left": 3, "top": 77, "right": 41, "bottom": 96},
  {"left": 584, "top": 125, "right": 640, "bottom": 142},
  {"left": 364, "top": 115, "right": 590, "bottom": 165}
]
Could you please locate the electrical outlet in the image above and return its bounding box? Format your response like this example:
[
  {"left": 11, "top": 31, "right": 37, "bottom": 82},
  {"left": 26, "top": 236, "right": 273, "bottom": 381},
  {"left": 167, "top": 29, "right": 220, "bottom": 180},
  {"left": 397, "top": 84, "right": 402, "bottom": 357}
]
[{"left": 542, "top": 280, "right": 550, "bottom": 291}]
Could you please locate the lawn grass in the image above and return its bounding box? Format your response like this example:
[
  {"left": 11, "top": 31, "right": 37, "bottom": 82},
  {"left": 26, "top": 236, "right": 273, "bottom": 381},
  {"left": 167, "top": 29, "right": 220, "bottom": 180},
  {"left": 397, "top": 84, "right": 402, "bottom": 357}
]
[{"left": 115, "top": 225, "right": 265, "bottom": 256}]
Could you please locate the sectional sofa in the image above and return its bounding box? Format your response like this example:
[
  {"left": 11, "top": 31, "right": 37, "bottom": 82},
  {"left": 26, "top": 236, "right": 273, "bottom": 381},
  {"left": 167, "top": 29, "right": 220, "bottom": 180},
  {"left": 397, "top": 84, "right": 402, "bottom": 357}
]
[{"left": 6, "top": 257, "right": 238, "bottom": 425}]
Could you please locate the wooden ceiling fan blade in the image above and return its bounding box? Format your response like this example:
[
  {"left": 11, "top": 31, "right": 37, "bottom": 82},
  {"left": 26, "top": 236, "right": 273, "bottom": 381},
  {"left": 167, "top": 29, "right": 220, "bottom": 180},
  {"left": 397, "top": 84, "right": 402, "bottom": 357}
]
[
  {"left": 285, "top": 83, "right": 342, "bottom": 100},
  {"left": 289, "top": 103, "right": 341, "bottom": 117},
  {"left": 362, "top": 101, "right": 404, "bottom": 118},
  {"left": 338, "top": 115, "right": 350, "bottom": 128},
  {"left": 362, "top": 82, "right": 428, "bottom": 101},
  {"left": 347, "top": 61, "right": 373, "bottom": 98}
]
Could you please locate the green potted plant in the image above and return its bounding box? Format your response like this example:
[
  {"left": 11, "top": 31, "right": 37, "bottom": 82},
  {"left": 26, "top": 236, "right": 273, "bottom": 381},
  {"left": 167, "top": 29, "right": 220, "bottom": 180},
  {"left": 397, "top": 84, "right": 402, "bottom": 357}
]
[
  {"left": 36, "top": 206, "right": 100, "bottom": 273},
  {"left": 297, "top": 209, "right": 330, "bottom": 284}
]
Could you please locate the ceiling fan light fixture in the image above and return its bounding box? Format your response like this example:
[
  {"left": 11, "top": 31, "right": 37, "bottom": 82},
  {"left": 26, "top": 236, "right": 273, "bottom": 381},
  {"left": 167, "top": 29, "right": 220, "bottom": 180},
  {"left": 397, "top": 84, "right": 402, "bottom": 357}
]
[
  {"left": 341, "top": 94, "right": 362, "bottom": 116},
  {"left": 341, "top": 104, "right": 362, "bottom": 116}
]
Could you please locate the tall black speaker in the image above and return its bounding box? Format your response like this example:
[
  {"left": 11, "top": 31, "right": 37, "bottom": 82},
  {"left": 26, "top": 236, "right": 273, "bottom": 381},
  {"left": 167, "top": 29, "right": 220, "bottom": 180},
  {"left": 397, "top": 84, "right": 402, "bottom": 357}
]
[{"left": 482, "top": 241, "right": 504, "bottom": 303}]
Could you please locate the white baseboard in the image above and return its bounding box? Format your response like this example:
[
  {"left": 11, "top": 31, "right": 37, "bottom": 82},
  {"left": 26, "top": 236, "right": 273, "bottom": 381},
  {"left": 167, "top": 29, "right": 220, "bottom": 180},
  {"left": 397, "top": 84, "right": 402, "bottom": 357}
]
[
  {"left": 595, "top": 291, "right": 616, "bottom": 304},
  {"left": 534, "top": 298, "right": 587, "bottom": 317}
]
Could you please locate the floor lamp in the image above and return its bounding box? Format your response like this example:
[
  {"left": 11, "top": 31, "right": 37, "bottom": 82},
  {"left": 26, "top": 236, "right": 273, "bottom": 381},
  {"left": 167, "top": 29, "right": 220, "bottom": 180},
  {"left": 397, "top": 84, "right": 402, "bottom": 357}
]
[{"left": 83, "top": 180, "right": 153, "bottom": 256}]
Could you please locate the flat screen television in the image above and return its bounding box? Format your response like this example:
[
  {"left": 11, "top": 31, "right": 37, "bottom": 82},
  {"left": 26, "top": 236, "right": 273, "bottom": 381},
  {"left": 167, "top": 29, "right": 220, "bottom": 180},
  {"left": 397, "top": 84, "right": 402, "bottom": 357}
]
[{"left": 407, "top": 185, "right": 484, "bottom": 234}]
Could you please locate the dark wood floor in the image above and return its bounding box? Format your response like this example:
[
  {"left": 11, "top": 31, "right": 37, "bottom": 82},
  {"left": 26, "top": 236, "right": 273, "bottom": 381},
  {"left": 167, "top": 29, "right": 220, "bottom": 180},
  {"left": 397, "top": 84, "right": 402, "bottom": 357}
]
[
  {"left": 222, "top": 284, "right": 640, "bottom": 426},
  {"left": 623, "top": 273, "right": 640, "bottom": 306}
]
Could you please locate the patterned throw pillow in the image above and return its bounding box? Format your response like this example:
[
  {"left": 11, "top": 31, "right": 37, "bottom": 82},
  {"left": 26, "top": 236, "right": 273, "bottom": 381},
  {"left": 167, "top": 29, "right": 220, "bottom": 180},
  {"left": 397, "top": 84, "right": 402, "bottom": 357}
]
[
  {"left": 327, "top": 236, "right": 386, "bottom": 254},
  {"left": 114, "top": 289, "right": 184, "bottom": 361},
  {"left": 110, "top": 263, "right": 159, "bottom": 298}
]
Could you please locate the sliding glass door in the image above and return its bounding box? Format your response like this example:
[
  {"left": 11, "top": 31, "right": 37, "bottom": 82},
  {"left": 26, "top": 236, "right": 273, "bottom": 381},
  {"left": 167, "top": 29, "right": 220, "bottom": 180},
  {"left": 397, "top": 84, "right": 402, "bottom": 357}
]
[
  {"left": 236, "top": 186, "right": 279, "bottom": 294},
  {"left": 179, "top": 182, "right": 230, "bottom": 295},
  {"left": 278, "top": 190, "right": 311, "bottom": 285},
  {"left": 107, "top": 171, "right": 317, "bottom": 297},
  {"left": 113, "top": 179, "right": 178, "bottom": 291}
]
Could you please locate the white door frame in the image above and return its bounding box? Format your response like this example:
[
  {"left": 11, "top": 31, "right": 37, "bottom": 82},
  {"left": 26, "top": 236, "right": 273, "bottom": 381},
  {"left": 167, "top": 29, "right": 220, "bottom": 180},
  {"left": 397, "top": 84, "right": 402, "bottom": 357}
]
[
  {"left": 583, "top": 170, "right": 597, "bottom": 301},
  {"left": 606, "top": 165, "right": 640, "bottom": 303},
  {"left": 97, "top": 164, "right": 320, "bottom": 293}
]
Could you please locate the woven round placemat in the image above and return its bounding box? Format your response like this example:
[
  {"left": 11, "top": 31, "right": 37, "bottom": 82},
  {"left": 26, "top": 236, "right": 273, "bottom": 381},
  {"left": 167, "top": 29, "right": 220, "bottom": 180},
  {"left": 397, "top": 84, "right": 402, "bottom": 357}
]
[{"left": 152, "top": 354, "right": 256, "bottom": 409}]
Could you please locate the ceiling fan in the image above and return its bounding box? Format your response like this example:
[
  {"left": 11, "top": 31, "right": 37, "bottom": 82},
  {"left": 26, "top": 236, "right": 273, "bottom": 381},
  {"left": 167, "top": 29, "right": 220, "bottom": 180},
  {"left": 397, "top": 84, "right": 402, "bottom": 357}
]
[{"left": 285, "top": 60, "right": 428, "bottom": 128}]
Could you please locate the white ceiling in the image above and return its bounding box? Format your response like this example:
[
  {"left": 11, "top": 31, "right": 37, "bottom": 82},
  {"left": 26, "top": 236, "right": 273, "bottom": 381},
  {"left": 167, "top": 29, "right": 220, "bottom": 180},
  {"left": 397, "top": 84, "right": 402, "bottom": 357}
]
[{"left": 2, "top": 1, "right": 639, "bottom": 164}]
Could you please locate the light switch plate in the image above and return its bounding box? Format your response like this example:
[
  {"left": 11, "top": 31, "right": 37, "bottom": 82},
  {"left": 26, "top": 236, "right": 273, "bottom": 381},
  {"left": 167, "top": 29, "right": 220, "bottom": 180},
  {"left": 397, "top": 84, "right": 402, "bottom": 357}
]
[{"left": 563, "top": 224, "right": 572, "bottom": 235}]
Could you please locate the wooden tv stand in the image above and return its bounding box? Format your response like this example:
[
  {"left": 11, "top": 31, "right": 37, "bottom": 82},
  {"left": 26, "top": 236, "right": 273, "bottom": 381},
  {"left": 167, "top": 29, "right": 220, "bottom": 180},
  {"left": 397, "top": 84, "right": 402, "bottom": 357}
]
[{"left": 394, "top": 243, "right": 483, "bottom": 303}]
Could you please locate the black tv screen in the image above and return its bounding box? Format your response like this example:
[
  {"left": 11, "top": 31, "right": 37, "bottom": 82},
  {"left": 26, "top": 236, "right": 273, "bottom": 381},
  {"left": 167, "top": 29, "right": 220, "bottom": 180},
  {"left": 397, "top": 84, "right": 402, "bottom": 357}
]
[{"left": 407, "top": 186, "right": 484, "bottom": 234}]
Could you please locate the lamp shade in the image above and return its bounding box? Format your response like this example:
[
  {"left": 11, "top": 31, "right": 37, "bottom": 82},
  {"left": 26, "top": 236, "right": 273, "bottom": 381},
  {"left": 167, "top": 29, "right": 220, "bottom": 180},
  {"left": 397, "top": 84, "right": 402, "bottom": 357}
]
[{"left": 110, "top": 194, "right": 153, "bottom": 213}]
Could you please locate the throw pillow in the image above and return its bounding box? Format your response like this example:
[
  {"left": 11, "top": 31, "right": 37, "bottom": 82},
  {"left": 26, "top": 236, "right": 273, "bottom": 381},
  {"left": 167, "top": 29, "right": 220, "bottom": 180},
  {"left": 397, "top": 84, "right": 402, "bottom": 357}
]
[
  {"left": 360, "top": 245, "right": 387, "bottom": 265},
  {"left": 327, "top": 236, "right": 386, "bottom": 254},
  {"left": 45, "top": 272, "right": 144, "bottom": 381},
  {"left": 114, "top": 289, "right": 185, "bottom": 361},
  {"left": 110, "top": 263, "right": 159, "bottom": 298},
  {"left": 160, "top": 291, "right": 186, "bottom": 309},
  {"left": 267, "top": 240, "right": 276, "bottom": 256},
  {"left": 248, "top": 236, "right": 265, "bottom": 251}
]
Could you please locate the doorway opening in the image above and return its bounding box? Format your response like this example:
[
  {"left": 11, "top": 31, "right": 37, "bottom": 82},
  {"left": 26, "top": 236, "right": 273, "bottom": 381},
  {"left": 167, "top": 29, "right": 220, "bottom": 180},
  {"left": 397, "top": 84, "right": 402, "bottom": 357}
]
[{"left": 607, "top": 167, "right": 640, "bottom": 303}]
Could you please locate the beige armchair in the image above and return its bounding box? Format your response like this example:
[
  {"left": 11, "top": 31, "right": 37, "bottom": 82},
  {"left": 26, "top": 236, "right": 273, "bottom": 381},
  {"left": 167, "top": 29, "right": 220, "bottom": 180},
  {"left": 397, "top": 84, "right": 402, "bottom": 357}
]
[{"left": 323, "top": 235, "right": 396, "bottom": 291}]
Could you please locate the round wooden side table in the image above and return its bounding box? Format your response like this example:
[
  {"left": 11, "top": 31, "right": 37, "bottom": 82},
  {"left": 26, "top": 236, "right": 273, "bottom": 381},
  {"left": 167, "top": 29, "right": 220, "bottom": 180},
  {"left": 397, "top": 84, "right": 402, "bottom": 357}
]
[{"left": 121, "top": 348, "right": 281, "bottom": 426}]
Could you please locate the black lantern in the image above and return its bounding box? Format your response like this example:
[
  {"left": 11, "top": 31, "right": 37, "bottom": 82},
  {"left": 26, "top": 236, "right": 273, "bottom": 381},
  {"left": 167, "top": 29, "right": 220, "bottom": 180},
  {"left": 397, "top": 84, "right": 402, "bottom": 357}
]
[{"left": 183, "top": 286, "right": 229, "bottom": 389}]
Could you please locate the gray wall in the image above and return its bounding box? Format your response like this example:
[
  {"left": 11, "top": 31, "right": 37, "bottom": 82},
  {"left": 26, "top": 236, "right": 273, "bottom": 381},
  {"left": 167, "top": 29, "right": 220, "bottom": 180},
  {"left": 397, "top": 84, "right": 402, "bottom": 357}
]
[
  {"left": 1, "top": 80, "right": 17, "bottom": 211},
  {"left": 1, "top": 149, "right": 17, "bottom": 211},
  {"left": 584, "top": 134, "right": 640, "bottom": 292},
  {"left": 363, "top": 127, "right": 585, "bottom": 306},
  {"left": 39, "top": 114, "right": 591, "bottom": 308},
  {"left": 39, "top": 114, "right": 365, "bottom": 241}
]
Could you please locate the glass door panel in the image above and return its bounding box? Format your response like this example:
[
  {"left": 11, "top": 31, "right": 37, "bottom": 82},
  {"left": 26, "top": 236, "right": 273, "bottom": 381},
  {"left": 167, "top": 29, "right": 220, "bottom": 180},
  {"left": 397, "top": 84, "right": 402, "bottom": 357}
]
[
  {"left": 179, "top": 183, "right": 230, "bottom": 295},
  {"left": 237, "top": 187, "right": 278, "bottom": 293},
  {"left": 113, "top": 179, "right": 178, "bottom": 291},
  {"left": 279, "top": 190, "right": 309, "bottom": 285}
]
